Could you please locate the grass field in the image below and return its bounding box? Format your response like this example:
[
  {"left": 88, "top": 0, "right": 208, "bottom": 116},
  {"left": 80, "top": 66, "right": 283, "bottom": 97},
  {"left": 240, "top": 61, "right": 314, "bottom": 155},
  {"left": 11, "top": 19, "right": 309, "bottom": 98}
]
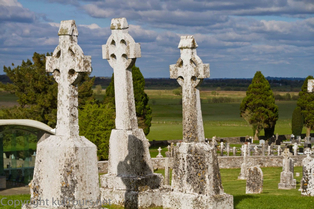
[
  {"left": 146, "top": 90, "right": 303, "bottom": 141},
  {"left": 1, "top": 166, "right": 311, "bottom": 209},
  {"left": 0, "top": 89, "right": 309, "bottom": 142}
]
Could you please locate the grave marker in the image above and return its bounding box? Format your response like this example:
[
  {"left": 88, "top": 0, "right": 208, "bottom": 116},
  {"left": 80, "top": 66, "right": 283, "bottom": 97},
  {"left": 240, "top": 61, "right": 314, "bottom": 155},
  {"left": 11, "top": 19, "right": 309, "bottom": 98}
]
[
  {"left": 246, "top": 166, "right": 263, "bottom": 194},
  {"left": 162, "top": 35, "right": 233, "bottom": 209},
  {"left": 100, "top": 18, "right": 163, "bottom": 208},
  {"left": 23, "top": 20, "right": 100, "bottom": 209}
]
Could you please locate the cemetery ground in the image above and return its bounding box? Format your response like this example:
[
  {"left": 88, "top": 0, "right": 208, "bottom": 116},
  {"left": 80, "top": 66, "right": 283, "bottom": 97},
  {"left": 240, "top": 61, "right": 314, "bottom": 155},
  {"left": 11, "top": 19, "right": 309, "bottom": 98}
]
[{"left": 0, "top": 166, "right": 313, "bottom": 209}]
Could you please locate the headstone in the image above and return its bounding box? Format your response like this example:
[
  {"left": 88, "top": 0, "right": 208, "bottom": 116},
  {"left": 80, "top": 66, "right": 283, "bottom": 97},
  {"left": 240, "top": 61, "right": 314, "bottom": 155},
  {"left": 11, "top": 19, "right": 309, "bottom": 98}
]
[
  {"left": 259, "top": 140, "right": 265, "bottom": 145},
  {"left": 211, "top": 136, "right": 217, "bottom": 147},
  {"left": 171, "top": 142, "right": 174, "bottom": 157},
  {"left": 238, "top": 144, "right": 248, "bottom": 180},
  {"left": 23, "top": 20, "right": 100, "bottom": 209},
  {"left": 162, "top": 35, "right": 233, "bottom": 209},
  {"left": 247, "top": 142, "right": 251, "bottom": 156},
  {"left": 100, "top": 18, "right": 163, "bottom": 208},
  {"left": 233, "top": 147, "right": 236, "bottom": 156},
  {"left": 226, "top": 143, "right": 230, "bottom": 156},
  {"left": 291, "top": 134, "right": 295, "bottom": 141},
  {"left": 293, "top": 143, "right": 298, "bottom": 155},
  {"left": 277, "top": 146, "right": 282, "bottom": 156},
  {"left": 246, "top": 166, "right": 263, "bottom": 194},
  {"left": 156, "top": 147, "right": 163, "bottom": 158},
  {"left": 311, "top": 137, "right": 314, "bottom": 144},
  {"left": 299, "top": 148, "right": 312, "bottom": 192},
  {"left": 254, "top": 146, "right": 259, "bottom": 156},
  {"left": 268, "top": 145, "right": 271, "bottom": 156},
  {"left": 164, "top": 157, "right": 170, "bottom": 186},
  {"left": 262, "top": 144, "right": 265, "bottom": 156},
  {"left": 296, "top": 173, "right": 300, "bottom": 177},
  {"left": 3, "top": 153, "right": 6, "bottom": 159},
  {"left": 278, "top": 148, "right": 296, "bottom": 189},
  {"left": 276, "top": 133, "right": 279, "bottom": 140},
  {"left": 240, "top": 145, "right": 244, "bottom": 156},
  {"left": 220, "top": 142, "right": 224, "bottom": 156}
]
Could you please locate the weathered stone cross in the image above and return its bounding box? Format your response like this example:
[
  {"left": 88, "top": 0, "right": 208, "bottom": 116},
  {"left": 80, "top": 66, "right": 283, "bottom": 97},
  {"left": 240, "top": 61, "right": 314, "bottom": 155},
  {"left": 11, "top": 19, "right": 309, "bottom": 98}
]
[
  {"left": 102, "top": 18, "right": 141, "bottom": 130},
  {"left": 170, "top": 36, "right": 210, "bottom": 142},
  {"left": 46, "top": 20, "right": 91, "bottom": 136},
  {"left": 282, "top": 148, "right": 292, "bottom": 172}
]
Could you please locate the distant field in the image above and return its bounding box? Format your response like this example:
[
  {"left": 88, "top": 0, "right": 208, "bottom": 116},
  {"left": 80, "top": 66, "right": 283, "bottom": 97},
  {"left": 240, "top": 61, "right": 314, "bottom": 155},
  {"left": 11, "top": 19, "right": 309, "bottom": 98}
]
[
  {"left": 145, "top": 90, "right": 304, "bottom": 140},
  {"left": 0, "top": 89, "right": 308, "bottom": 141}
]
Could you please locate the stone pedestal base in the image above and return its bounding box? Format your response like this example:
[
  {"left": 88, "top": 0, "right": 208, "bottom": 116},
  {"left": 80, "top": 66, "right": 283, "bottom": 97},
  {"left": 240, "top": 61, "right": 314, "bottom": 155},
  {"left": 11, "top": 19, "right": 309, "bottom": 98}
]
[
  {"left": 23, "top": 135, "right": 100, "bottom": 209},
  {"left": 100, "top": 187, "right": 170, "bottom": 209},
  {"left": 162, "top": 192, "right": 233, "bottom": 209},
  {"left": 278, "top": 171, "right": 296, "bottom": 190}
]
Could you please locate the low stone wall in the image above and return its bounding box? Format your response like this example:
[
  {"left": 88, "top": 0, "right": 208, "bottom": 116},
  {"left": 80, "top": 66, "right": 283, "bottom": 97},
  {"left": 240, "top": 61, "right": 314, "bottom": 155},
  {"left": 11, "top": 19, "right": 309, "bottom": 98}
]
[
  {"left": 218, "top": 155, "right": 305, "bottom": 169},
  {"left": 97, "top": 155, "right": 306, "bottom": 173}
]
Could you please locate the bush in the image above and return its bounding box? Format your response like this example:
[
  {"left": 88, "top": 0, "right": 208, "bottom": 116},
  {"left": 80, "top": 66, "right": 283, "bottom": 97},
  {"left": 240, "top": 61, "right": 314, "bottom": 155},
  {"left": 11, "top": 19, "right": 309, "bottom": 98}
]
[{"left": 173, "top": 87, "right": 182, "bottom": 96}]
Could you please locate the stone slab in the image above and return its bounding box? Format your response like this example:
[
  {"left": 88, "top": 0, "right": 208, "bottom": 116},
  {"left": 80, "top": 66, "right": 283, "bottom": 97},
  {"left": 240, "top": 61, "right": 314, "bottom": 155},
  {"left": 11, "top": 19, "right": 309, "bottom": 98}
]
[
  {"left": 100, "top": 187, "right": 170, "bottom": 209},
  {"left": 162, "top": 191, "right": 233, "bottom": 209}
]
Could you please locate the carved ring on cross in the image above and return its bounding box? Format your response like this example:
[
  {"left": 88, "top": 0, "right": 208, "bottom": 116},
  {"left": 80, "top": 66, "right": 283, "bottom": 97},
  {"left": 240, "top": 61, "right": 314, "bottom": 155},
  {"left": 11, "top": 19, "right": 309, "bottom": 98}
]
[
  {"left": 48, "top": 43, "right": 88, "bottom": 85},
  {"left": 104, "top": 34, "right": 137, "bottom": 70},
  {"left": 175, "top": 56, "right": 204, "bottom": 88}
]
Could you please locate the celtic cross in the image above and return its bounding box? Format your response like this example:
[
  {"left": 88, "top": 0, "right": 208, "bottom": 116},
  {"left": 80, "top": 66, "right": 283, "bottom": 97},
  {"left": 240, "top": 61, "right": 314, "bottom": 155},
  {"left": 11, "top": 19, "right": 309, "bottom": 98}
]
[
  {"left": 102, "top": 18, "right": 141, "bottom": 130},
  {"left": 170, "top": 36, "right": 210, "bottom": 143},
  {"left": 46, "top": 20, "right": 91, "bottom": 136}
]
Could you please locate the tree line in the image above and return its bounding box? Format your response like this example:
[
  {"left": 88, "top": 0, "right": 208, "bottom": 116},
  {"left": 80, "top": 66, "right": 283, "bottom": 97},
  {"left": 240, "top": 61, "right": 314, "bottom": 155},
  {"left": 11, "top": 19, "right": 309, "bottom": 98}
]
[{"left": 240, "top": 71, "right": 314, "bottom": 140}]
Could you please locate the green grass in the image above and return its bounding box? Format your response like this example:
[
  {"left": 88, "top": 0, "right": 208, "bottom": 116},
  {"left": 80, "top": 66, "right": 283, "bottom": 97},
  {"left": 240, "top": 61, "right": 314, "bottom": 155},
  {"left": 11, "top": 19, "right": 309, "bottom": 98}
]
[
  {"left": 146, "top": 89, "right": 307, "bottom": 140},
  {"left": 220, "top": 166, "right": 314, "bottom": 209},
  {"left": 1, "top": 166, "right": 312, "bottom": 208}
]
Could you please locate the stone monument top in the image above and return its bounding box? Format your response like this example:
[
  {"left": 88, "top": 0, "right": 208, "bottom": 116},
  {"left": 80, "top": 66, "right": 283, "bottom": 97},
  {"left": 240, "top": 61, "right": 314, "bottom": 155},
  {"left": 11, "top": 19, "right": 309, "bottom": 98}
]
[{"left": 46, "top": 20, "right": 91, "bottom": 136}]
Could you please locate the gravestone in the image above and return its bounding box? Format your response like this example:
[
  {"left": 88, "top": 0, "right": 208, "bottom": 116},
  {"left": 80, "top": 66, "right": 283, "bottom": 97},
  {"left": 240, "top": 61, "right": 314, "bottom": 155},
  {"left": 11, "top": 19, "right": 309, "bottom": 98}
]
[
  {"left": 162, "top": 35, "right": 233, "bottom": 209},
  {"left": 164, "top": 158, "right": 170, "bottom": 186},
  {"left": 226, "top": 143, "right": 230, "bottom": 156},
  {"left": 253, "top": 146, "right": 258, "bottom": 156},
  {"left": 220, "top": 142, "right": 224, "bottom": 156},
  {"left": 246, "top": 166, "right": 263, "bottom": 194},
  {"left": 23, "top": 20, "right": 100, "bottom": 209},
  {"left": 278, "top": 149, "right": 296, "bottom": 189},
  {"left": 277, "top": 146, "right": 282, "bottom": 156},
  {"left": 267, "top": 145, "right": 271, "bottom": 156},
  {"left": 259, "top": 140, "right": 265, "bottom": 145},
  {"left": 156, "top": 147, "right": 163, "bottom": 158},
  {"left": 99, "top": 18, "right": 163, "bottom": 208},
  {"left": 233, "top": 147, "right": 236, "bottom": 156},
  {"left": 238, "top": 144, "right": 248, "bottom": 180},
  {"left": 293, "top": 143, "right": 298, "bottom": 155},
  {"left": 299, "top": 148, "right": 312, "bottom": 192}
]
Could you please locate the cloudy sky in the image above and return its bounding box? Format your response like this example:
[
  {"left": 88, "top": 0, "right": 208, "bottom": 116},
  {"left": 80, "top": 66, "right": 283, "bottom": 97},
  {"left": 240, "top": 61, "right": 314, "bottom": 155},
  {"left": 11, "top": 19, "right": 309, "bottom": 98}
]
[{"left": 0, "top": 0, "right": 313, "bottom": 78}]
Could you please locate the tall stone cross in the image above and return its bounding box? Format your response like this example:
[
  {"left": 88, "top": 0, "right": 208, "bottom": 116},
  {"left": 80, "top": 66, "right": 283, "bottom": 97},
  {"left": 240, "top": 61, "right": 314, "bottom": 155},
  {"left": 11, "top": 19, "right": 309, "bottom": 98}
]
[
  {"left": 102, "top": 18, "right": 141, "bottom": 130},
  {"left": 170, "top": 36, "right": 210, "bottom": 142},
  {"left": 46, "top": 20, "right": 91, "bottom": 136}
]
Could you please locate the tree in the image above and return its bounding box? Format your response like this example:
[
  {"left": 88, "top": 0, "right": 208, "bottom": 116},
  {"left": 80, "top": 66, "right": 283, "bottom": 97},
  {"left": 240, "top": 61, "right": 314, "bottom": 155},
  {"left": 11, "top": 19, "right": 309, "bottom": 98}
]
[
  {"left": 104, "top": 65, "right": 152, "bottom": 135},
  {"left": 79, "top": 101, "right": 115, "bottom": 160},
  {"left": 291, "top": 106, "right": 303, "bottom": 136},
  {"left": 296, "top": 76, "right": 314, "bottom": 137},
  {"left": 240, "top": 71, "right": 279, "bottom": 140},
  {"left": 0, "top": 52, "right": 95, "bottom": 127}
]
